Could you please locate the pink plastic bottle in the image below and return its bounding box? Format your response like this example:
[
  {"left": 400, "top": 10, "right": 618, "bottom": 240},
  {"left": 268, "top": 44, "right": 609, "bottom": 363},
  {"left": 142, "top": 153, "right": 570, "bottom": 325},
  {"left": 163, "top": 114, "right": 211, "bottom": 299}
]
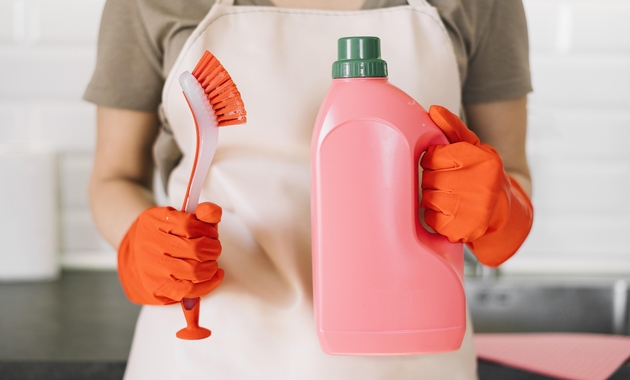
[{"left": 311, "top": 37, "right": 466, "bottom": 355}]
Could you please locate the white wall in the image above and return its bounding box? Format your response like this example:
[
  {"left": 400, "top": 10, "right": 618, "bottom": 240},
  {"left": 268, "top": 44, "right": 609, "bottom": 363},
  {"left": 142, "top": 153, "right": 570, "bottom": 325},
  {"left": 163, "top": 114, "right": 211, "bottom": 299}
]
[
  {"left": 0, "top": 0, "right": 112, "bottom": 269},
  {"left": 504, "top": 0, "right": 630, "bottom": 275},
  {"left": 0, "top": 0, "right": 628, "bottom": 274}
]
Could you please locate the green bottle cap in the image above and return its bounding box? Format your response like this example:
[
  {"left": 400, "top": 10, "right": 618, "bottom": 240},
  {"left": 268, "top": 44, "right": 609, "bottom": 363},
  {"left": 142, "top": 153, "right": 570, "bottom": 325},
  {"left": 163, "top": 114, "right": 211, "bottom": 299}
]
[{"left": 332, "top": 36, "right": 388, "bottom": 79}]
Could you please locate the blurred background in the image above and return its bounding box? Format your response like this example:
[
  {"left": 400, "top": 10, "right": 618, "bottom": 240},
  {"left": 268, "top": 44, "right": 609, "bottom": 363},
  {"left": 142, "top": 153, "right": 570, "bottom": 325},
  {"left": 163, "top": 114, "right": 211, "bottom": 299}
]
[
  {"left": 1, "top": 0, "right": 629, "bottom": 275},
  {"left": 0, "top": 0, "right": 629, "bottom": 378}
]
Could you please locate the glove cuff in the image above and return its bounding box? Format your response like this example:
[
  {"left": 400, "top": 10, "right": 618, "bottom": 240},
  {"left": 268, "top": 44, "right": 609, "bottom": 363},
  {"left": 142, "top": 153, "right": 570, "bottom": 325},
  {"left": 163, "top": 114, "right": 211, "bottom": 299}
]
[
  {"left": 467, "top": 176, "right": 533, "bottom": 267},
  {"left": 117, "top": 221, "right": 167, "bottom": 305}
]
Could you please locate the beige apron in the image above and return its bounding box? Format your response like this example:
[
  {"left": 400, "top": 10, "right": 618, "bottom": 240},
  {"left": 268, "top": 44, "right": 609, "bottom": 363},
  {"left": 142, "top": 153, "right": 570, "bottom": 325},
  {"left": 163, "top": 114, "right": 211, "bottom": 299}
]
[{"left": 124, "top": 0, "right": 477, "bottom": 378}]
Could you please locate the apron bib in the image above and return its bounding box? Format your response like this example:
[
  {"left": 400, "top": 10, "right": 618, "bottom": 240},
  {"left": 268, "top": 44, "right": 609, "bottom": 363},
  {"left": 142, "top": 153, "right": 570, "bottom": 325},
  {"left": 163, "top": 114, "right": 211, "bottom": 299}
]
[{"left": 125, "top": 1, "right": 476, "bottom": 378}]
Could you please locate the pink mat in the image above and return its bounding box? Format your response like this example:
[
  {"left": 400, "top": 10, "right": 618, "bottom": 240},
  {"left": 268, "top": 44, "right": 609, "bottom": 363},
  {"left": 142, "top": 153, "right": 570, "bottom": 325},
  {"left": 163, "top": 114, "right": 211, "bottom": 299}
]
[{"left": 475, "top": 333, "right": 630, "bottom": 380}]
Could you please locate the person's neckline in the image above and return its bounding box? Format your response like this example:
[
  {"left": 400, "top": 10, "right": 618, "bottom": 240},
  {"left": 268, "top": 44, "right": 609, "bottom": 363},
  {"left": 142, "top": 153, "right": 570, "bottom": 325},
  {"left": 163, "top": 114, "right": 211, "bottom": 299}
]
[{"left": 252, "top": 0, "right": 386, "bottom": 10}]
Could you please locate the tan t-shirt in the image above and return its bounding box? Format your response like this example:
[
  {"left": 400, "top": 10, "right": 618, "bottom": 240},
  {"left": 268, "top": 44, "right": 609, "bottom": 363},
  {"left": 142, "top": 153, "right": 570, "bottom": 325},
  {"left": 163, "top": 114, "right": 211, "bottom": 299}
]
[
  {"left": 83, "top": 0, "right": 532, "bottom": 187},
  {"left": 84, "top": 0, "right": 531, "bottom": 111}
]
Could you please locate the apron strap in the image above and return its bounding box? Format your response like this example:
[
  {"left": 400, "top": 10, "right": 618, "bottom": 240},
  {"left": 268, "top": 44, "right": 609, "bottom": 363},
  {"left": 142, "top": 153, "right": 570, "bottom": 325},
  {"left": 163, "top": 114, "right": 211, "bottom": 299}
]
[
  {"left": 215, "top": 0, "right": 235, "bottom": 6},
  {"left": 406, "top": 0, "right": 429, "bottom": 7}
]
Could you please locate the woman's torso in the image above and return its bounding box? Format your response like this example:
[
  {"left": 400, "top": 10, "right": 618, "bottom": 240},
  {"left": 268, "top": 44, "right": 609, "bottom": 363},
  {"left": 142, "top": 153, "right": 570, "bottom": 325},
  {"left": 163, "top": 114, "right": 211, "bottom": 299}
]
[{"left": 124, "top": 1, "right": 477, "bottom": 379}]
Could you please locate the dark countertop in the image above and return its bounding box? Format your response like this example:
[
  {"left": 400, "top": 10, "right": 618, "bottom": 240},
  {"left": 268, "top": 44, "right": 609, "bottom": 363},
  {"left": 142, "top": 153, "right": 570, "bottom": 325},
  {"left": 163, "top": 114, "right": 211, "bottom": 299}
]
[
  {"left": 0, "top": 271, "right": 140, "bottom": 362},
  {"left": 1, "top": 270, "right": 629, "bottom": 379}
]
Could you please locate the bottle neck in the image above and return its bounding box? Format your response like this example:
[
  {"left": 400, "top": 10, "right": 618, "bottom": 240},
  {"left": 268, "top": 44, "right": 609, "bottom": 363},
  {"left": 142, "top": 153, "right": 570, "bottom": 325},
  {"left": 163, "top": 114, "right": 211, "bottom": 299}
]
[{"left": 332, "top": 77, "right": 388, "bottom": 82}]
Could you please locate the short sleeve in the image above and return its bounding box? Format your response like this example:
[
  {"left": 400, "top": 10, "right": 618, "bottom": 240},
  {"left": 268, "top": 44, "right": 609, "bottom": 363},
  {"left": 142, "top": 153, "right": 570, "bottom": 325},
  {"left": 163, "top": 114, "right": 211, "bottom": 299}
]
[
  {"left": 462, "top": 0, "right": 532, "bottom": 104},
  {"left": 83, "top": 0, "right": 164, "bottom": 113}
]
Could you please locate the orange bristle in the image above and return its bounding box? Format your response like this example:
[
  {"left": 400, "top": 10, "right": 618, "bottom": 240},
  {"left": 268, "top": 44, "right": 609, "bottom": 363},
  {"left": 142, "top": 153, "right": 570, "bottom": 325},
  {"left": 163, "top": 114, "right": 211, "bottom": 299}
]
[{"left": 191, "top": 51, "right": 247, "bottom": 127}]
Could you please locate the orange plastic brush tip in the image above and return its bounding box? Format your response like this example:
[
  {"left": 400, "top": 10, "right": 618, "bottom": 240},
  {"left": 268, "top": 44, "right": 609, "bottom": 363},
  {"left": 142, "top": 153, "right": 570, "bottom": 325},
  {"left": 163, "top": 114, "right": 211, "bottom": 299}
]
[{"left": 191, "top": 51, "right": 247, "bottom": 127}]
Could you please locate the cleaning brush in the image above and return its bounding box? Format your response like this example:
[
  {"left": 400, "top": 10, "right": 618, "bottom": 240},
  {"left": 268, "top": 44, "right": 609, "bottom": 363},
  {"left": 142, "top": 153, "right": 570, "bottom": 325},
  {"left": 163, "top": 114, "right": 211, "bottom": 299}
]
[{"left": 177, "top": 50, "right": 247, "bottom": 340}]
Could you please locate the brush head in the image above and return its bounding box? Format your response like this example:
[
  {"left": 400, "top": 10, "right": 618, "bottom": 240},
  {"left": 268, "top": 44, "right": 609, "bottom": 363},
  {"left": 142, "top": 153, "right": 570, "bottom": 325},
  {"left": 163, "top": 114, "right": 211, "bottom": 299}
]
[{"left": 191, "top": 51, "right": 247, "bottom": 126}]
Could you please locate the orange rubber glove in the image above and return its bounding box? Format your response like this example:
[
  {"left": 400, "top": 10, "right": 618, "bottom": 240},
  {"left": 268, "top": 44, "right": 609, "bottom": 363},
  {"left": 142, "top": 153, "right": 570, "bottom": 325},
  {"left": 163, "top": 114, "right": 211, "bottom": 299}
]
[
  {"left": 117, "top": 202, "right": 224, "bottom": 305},
  {"left": 420, "top": 106, "right": 533, "bottom": 267}
]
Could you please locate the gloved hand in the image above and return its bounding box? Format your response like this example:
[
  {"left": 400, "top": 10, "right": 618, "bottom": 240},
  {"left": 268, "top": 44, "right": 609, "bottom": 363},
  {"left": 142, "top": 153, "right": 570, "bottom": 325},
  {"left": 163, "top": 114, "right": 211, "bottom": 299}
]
[
  {"left": 117, "top": 202, "right": 224, "bottom": 305},
  {"left": 420, "top": 105, "right": 533, "bottom": 267}
]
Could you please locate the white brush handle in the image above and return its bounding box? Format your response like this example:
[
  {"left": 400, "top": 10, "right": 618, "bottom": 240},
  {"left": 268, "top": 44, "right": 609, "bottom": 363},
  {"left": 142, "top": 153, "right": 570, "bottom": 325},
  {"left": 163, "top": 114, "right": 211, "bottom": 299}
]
[{"left": 179, "top": 71, "right": 219, "bottom": 214}]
